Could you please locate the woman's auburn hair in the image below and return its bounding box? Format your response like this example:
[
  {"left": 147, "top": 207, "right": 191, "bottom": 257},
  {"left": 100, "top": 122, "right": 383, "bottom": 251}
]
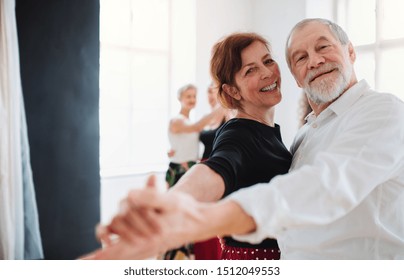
[{"left": 210, "top": 32, "right": 270, "bottom": 109}]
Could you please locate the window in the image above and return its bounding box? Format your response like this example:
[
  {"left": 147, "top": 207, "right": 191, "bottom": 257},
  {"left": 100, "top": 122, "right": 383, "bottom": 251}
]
[
  {"left": 99, "top": 0, "right": 196, "bottom": 177},
  {"left": 337, "top": 0, "right": 404, "bottom": 101}
]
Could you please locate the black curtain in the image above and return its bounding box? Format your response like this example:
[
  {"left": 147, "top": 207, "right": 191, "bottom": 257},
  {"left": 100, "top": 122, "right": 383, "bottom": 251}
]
[{"left": 15, "top": 0, "right": 101, "bottom": 259}]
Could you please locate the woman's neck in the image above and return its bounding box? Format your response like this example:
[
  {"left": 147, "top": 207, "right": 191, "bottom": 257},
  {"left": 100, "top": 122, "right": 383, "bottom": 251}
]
[
  {"left": 180, "top": 108, "right": 191, "bottom": 118},
  {"left": 236, "top": 107, "right": 275, "bottom": 127}
]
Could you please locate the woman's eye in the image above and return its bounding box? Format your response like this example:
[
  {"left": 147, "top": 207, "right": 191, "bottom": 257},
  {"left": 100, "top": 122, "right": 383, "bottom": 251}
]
[
  {"left": 245, "top": 68, "right": 255, "bottom": 75},
  {"left": 264, "top": 59, "right": 274, "bottom": 65}
]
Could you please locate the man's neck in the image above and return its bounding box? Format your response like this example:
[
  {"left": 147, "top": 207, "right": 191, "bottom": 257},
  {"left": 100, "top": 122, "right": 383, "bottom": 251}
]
[{"left": 308, "top": 99, "right": 332, "bottom": 116}]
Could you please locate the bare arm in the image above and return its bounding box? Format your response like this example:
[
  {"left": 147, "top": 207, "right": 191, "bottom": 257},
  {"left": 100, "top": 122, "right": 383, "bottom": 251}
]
[
  {"left": 170, "top": 106, "right": 225, "bottom": 133},
  {"left": 170, "top": 164, "right": 225, "bottom": 202}
]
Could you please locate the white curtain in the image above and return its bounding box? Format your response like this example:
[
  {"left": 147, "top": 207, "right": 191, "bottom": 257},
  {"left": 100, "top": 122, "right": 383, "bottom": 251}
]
[{"left": 0, "top": 0, "right": 43, "bottom": 259}]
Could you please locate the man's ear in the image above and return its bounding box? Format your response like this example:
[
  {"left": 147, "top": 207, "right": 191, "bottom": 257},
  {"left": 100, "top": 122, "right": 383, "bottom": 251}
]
[
  {"left": 222, "top": 84, "right": 241, "bottom": 100},
  {"left": 348, "top": 42, "right": 356, "bottom": 63}
]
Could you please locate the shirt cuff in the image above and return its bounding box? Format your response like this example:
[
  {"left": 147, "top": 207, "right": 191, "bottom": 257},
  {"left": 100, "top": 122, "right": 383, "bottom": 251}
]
[{"left": 224, "top": 183, "right": 285, "bottom": 244}]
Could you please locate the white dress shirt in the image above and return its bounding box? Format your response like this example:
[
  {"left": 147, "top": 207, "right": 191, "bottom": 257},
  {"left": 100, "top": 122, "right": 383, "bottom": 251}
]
[{"left": 229, "top": 80, "right": 404, "bottom": 259}]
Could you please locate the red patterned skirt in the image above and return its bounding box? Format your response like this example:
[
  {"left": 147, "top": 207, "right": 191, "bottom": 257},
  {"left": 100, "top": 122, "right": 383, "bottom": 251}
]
[{"left": 221, "top": 245, "right": 281, "bottom": 260}]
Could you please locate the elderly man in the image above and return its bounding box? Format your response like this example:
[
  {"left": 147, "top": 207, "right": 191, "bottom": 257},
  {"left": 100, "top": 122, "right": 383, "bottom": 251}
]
[{"left": 89, "top": 18, "right": 404, "bottom": 260}]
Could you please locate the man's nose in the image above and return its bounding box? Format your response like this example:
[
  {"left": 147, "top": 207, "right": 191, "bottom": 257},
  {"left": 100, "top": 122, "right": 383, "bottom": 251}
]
[{"left": 308, "top": 53, "right": 325, "bottom": 69}]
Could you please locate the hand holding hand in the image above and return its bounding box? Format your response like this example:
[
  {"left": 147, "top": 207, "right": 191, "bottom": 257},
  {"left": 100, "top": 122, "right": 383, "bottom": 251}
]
[{"left": 83, "top": 174, "right": 208, "bottom": 259}]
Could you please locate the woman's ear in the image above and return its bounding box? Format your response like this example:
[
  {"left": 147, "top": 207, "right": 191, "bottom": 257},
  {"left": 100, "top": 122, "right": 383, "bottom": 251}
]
[{"left": 222, "top": 84, "right": 241, "bottom": 100}]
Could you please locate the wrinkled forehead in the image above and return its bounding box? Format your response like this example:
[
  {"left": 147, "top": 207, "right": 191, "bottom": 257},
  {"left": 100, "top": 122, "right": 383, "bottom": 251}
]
[{"left": 288, "top": 22, "right": 335, "bottom": 49}]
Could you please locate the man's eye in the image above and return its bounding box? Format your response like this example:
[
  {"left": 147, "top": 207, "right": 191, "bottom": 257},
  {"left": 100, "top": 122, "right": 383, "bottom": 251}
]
[
  {"left": 296, "top": 56, "right": 306, "bottom": 64},
  {"left": 264, "top": 59, "right": 274, "bottom": 65}
]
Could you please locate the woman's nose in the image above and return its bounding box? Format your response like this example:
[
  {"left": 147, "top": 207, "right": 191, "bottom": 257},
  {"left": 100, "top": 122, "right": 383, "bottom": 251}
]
[{"left": 261, "top": 66, "right": 274, "bottom": 79}]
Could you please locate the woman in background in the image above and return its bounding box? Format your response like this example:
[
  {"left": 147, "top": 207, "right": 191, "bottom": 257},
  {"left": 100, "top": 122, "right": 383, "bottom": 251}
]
[
  {"left": 164, "top": 83, "right": 224, "bottom": 259},
  {"left": 165, "top": 84, "right": 224, "bottom": 188}
]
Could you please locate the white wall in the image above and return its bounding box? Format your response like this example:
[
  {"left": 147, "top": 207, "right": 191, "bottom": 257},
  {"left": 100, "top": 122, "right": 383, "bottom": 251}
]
[
  {"left": 306, "top": 0, "right": 335, "bottom": 19},
  {"left": 101, "top": 172, "right": 167, "bottom": 223},
  {"left": 194, "top": 0, "right": 254, "bottom": 114},
  {"left": 170, "top": 0, "right": 197, "bottom": 116}
]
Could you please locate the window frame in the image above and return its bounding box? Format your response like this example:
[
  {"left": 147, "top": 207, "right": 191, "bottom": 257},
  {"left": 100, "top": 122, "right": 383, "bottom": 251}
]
[{"left": 336, "top": 0, "right": 404, "bottom": 100}]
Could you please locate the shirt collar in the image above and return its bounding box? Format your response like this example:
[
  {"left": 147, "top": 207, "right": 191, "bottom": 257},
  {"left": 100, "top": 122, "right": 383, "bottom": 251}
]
[
  {"left": 327, "top": 79, "right": 370, "bottom": 116},
  {"left": 304, "top": 111, "right": 316, "bottom": 124}
]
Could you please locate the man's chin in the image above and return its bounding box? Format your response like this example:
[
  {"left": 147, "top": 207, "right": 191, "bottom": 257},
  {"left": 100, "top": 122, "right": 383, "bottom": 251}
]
[{"left": 306, "top": 89, "right": 341, "bottom": 105}]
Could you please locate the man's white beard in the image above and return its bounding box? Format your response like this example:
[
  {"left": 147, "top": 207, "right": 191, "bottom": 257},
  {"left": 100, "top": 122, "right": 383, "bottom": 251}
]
[{"left": 304, "top": 62, "right": 352, "bottom": 104}]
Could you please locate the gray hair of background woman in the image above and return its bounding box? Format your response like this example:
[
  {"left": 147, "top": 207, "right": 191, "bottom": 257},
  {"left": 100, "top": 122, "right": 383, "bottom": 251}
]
[{"left": 177, "top": 84, "right": 197, "bottom": 99}]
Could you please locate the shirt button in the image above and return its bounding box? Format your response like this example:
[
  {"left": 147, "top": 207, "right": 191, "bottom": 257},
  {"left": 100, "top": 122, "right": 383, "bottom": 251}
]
[{"left": 312, "top": 123, "right": 318, "bottom": 128}]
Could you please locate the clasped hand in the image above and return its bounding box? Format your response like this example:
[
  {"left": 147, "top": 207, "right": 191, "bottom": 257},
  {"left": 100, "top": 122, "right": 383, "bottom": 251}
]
[{"left": 81, "top": 175, "right": 205, "bottom": 260}]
